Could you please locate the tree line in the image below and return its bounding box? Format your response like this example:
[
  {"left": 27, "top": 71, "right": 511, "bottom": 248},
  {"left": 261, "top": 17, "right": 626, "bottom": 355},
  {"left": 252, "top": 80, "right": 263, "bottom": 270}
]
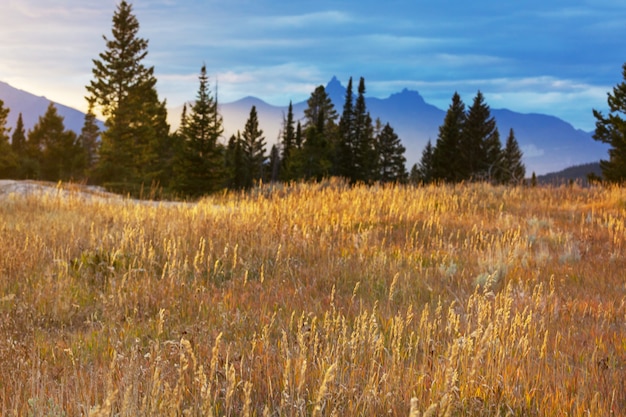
[{"left": 0, "top": 1, "right": 532, "bottom": 197}]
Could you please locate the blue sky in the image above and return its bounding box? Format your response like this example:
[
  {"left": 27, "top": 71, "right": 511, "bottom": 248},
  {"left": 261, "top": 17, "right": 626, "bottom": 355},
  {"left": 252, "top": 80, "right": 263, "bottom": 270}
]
[{"left": 1, "top": 0, "right": 625, "bottom": 131}]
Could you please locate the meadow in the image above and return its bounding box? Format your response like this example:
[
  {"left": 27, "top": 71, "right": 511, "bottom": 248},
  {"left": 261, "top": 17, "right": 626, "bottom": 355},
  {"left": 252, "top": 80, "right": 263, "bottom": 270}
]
[{"left": 0, "top": 180, "right": 624, "bottom": 416}]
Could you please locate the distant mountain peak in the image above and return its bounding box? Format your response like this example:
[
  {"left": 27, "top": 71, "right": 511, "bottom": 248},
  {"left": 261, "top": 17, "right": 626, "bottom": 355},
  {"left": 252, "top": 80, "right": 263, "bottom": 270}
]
[{"left": 388, "top": 88, "right": 426, "bottom": 105}]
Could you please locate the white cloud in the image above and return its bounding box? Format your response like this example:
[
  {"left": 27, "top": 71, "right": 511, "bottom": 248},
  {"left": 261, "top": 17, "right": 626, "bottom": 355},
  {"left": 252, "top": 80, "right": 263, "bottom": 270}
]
[{"left": 521, "top": 144, "right": 545, "bottom": 158}]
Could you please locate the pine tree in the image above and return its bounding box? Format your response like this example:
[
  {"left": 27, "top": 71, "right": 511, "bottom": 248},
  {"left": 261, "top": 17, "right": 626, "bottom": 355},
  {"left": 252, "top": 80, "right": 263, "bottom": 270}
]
[
  {"left": 11, "top": 113, "right": 26, "bottom": 157},
  {"left": 299, "top": 85, "right": 337, "bottom": 181},
  {"left": 303, "top": 85, "right": 338, "bottom": 134},
  {"left": 174, "top": 64, "right": 225, "bottom": 197},
  {"left": 337, "top": 77, "right": 355, "bottom": 179},
  {"left": 87, "top": 0, "right": 170, "bottom": 193},
  {"left": 78, "top": 99, "right": 100, "bottom": 179},
  {"left": 0, "top": 99, "right": 17, "bottom": 179},
  {"left": 300, "top": 123, "right": 333, "bottom": 181},
  {"left": 502, "top": 128, "right": 525, "bottom": 183},
  {"left": 432, "top": 92, "right": 466, "bottom": 182},
  {"left": 29, "top": 103, "right": 83, "bottom": 181},
  {"left": 483, "top": 128, "right": 503, "bottom": 182},
  {"left": 241, "top": 106, "right": 266, "bottom": 188},
  {"left": 353, "top": 77, "right": 376, "bottom": 183},
  {"left": 417, "top": 140, "right": 435, "bottom": 183},
  {"left": 376, "top": 122, "right": 407, "bottom": 183},
  {"left": 593, "top": 62, "right": 626, "bottom": 182},
  {"left": 225, "top": 133, "right": 246, "bottom": 189},
  {"left": 409, "top": 163, "right": 421, "bottom": 184},
  {"left": 280, "top": 101, "right": 296, "bottom": 180},
  {"left": 268, "top": 144, "right": 280, "bottom": 182},
  {"left": 461, "top": 91, "right": 497, "bottom": 180}
]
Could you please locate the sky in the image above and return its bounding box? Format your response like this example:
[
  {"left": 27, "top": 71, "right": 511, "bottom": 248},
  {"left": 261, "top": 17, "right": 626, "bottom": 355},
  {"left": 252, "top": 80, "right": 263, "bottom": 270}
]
[{"left": 1, "top": 0, "right": 626, "bottom": 132}]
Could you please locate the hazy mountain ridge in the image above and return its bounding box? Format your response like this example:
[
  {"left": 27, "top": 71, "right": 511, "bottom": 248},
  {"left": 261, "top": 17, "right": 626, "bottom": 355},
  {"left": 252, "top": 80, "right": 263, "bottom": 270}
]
[
  {"left": 1, "top": 78, "right": 609, "bottom": 176},
  {"left": 0, "top": 81, "right": 103, "bottom": 134},
  {"left": 209, "top": 76, "right": 609, "bottom": 175}
]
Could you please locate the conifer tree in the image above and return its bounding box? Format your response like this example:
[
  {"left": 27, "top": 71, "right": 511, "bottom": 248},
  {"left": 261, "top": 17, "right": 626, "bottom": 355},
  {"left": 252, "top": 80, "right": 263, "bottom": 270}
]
[
  {"left": 303, "top": 85, "right": 338, "bottom": 134},
  {"left": 337, "top": 77, "right": 355, "bottom": 179},
  {"left": 0, "top": 99, "right": 17, "bottom": 179},
  {"left": 593, "top": 62, "right": 626, "bottom": 182},
  {"left": 174, "top": 64, "right": 225, "bottom": 197},
  {"left": 461, "top": 91, "right": 497, "bottom": 180},
  {"left": 376, "top": 122, "right": 407, "bottom": 183},
  {"left": 29, "top": 103, "right": 83, "bottom": 181},
  {"left": 241, "top": 106, "right": 266, "bottom": 188},
  {"left": 87, "top": 0, "right": 169, "bottom": 192},
  {"left": 432, "top": 92, "right": 466, "bottom": 182},
  {"left": 417, "top": 139, "right": 435, "bottom": 183},
  {"left": 483, "top": 128, "right": 503, "bottom": 182},
  {"left": 78, "top": 99, "right": 100, "bottom": 178},
  {"left": 409, "top": 163, "right": 421, "bottom": 184},
  {"left": 300, "top": 123, "right": 333, "bottom": 181},
  {"left": 280, "top": 101, "right": 296, "bottom": 180},
  {"left": 502, "top": 128, "right": 525, "bottom": 183},
  {"left": 11, "top": 113, "right": 26, "bottom": 158},
  {"left": 225, "top": 132, "right": 246, "bottom": 189},
  {"left": 268, "top": 144, "right": 280, "bottom": 182},
  {"left": 353, "top": 77, "right": 376, "bottom": 183}
]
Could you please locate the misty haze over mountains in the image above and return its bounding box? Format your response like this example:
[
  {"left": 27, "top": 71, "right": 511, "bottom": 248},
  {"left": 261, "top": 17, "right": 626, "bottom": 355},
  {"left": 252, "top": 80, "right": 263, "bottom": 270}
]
[{"left": 1, "top": 77, "right": 609, "bottom": 176}]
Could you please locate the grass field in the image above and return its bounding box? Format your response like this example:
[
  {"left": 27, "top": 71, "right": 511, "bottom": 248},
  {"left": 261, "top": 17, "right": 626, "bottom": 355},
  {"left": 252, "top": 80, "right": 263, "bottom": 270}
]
[{"left": 0, "top": 180, "right": 624, "bottom": 416}]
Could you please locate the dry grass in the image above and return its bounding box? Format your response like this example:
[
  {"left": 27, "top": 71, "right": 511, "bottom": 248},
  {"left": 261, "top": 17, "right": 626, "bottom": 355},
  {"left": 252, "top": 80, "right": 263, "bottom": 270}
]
[{"left": 0, "top": 180, "right": 624, "bottom": 416}]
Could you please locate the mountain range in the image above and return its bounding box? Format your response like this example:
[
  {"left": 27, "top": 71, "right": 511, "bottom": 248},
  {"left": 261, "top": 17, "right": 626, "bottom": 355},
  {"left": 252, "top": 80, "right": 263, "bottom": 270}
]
[{"left": 1, "top": 77, "right": 609, "bottom": 176}]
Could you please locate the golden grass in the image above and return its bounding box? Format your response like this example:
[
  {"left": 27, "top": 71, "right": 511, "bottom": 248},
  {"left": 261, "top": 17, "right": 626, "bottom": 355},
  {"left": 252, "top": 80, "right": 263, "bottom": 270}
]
[{"left": 0, "top": 180, "right": 624, "bottom": 416}]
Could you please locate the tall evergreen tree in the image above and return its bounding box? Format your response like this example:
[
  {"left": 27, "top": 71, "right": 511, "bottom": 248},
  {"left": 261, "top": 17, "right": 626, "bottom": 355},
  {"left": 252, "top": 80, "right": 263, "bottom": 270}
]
[
  {"left": 337, "top": 77, "right": 356, "bottom": 179},
  {"left": 280, "top": 101, "right": 296, "bottom": 180},
  {"left": 86, "top": 0, "right": 169, "bottom": 192},
  {"left": 225, "top": 132, "right": 246, "bottom": 189},
  {"left": 593, "top": 62, "right": 626, "bottom": 182},
  {"left": 29, "top": 103, "right": 83, "bottom": 181},
  {"left": 78, "top": 99, "right": 100, "bottom": 179},
  {"left": 241, "top": 106, "right": 266, "bottom": 188},
  {"left": 417, "top": 139, "right": 435, "bottom": 184},
  {"left": 461, "top": 91, "right": 497, "bottom": 180},
  {"left": 0, "top": 99, "right": 17, "bottom": 179},
  {"left": 483, "top": 128, "right": 503, "bottom": 182},
  {"left": 174, "top": 64, "right": 225, "bottom": 197},
  {"left": 11, "top": 113, "right": 26, "bottom": 157},
  {"left": 268, "top": 144, "right": 280, "bottom": 183},
  {"left": 303, "top": 85, "right": 338, "bottom": 134},
  {"left": 432, "top": 92, "right": 466, "bottom": 182},
  {"left": 353, "top": 77, "right": 376, "bottom": 183},
  {"left": 376, "top": 122, "right": 407, "bottom": 183},
  {"left": 502, "top": 128, "right": 525, "bottom": 183}
]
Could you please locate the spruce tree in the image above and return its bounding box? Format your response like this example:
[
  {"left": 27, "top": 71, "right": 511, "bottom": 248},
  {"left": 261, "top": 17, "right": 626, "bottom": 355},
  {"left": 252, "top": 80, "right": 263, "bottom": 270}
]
[
  {"left": 11, "top": 113, "right": 26, "bottom": 158},
  {"left": 225, "top": 133, "right": 246, "bottom": 189},
  {"left": 303, "top": 85, "right": 338, "bottom": 134},
  {"left": 300, "top": 86, "right": 337, "bottom": 181},
  {"left": 461, "top": 91, "right": 497, "bottom": 180},
  {"left": 417, "top": 140, "right": 435, "bottom": 184},
  {"left": 241, "top": 106, "right": 266, "bottom": 188},
  {"left": 353, "top": 77, "right": 376, "bottom": 183},
  {"left": 280, "top": 101, "right": 296, "bottom": 180},
  {"left": 376, "top": 122, "right": 407, "bottom": 183},
  {"left": 29, "top": 103, "right": 83, "bottom": 181},
  {"left": 0, "top": 99, "right": 17, "bottom": 179},
  {"left": 268, "top": 144, "right": 280, "bottom": 182},
  {"left": 337, "top": 77, "right": 355, "bottom": 179},
  {"left": 174, "top": 64, "right": 225, "bottom": 197},
  {"left": 502, "top": 128, "right": 525, "bottom": 183},
  {"left": 78, "top": 99, "right": 100, "bottom": 178},
  {"left": 593, "top": 62, "right": 626, "bottom": 182},
  {"left": 432, "top": 92, "right": 466, "bottom": 182},
  {"left": 483, "top": 128, "right": 503, "bottom": 182},
  {"left": 87, "top": 0, "right": 169, "bottom": 192}
]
